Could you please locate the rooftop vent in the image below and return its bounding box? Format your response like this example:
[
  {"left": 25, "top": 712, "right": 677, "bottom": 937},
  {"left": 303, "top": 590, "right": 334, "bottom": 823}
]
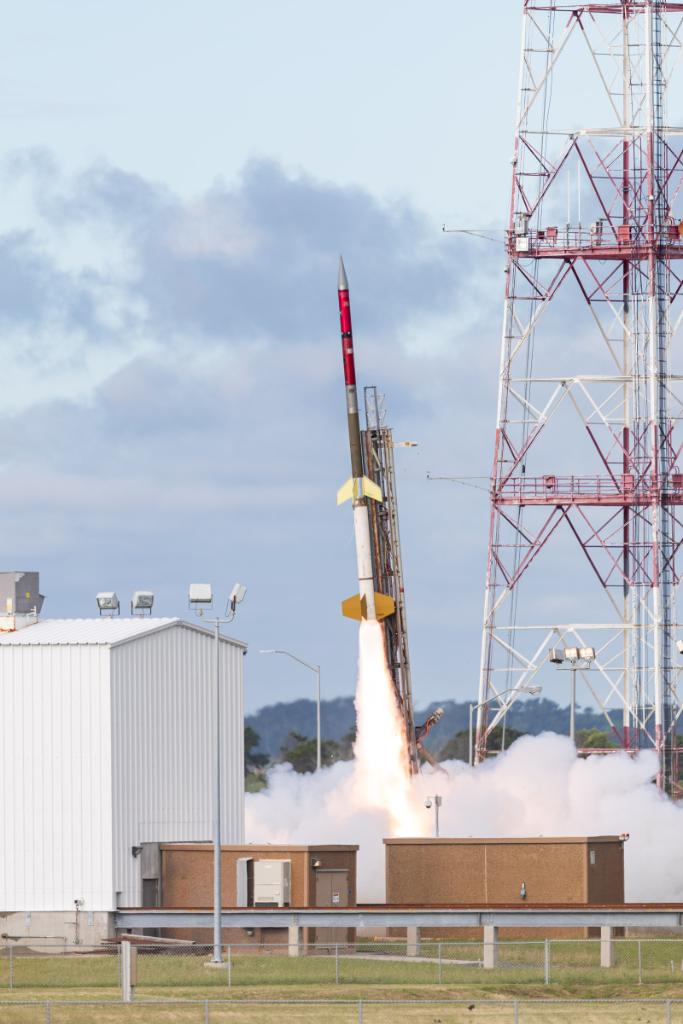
[{"left": 0, "top": 571, "right": 44, "bottom": 631}]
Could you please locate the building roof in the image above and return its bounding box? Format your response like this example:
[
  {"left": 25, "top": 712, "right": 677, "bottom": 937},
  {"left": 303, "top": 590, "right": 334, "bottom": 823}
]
[
  {"left": 0, "top": 617, "right": 247, "bottom": 650},
  {"left": 383, "top": 836, "right": 623, "bottom": 846},
  {"left": 160, "top": 844, "right": 360, "bottom": 852}
]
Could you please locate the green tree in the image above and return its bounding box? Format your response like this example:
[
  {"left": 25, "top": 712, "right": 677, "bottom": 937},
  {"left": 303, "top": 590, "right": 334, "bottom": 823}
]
[
  {"left": 436, "top": 730, "right": 469, "bottom": 762},
  {"left": 437, "top": 725, "right": 526, "bottom": 763},
  {"left": 244, "top": 725, "right": 269, "bottom": 773},
  {"left": 280, "top": 731, "right": 341, "bottom": 773},
  {"left": 337, "top": 727, "right": 356, "bottom": 761},
  {"left": 575, "top": 727, "right": 615, "bottom": 749}
]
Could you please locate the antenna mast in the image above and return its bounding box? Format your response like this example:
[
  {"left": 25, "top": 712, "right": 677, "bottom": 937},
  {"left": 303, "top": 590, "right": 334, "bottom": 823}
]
[{"left": 477, "top": 0, "right": 683, "bottom": 793}]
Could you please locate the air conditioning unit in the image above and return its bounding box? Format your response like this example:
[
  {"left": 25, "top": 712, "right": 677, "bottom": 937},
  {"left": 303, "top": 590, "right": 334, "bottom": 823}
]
[{"left": 253, "top": 860, "right": 291, "bottom": 907}]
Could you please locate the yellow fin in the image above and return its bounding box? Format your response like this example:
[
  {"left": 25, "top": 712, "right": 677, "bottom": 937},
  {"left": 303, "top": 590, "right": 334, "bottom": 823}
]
[
  {"left": 374, "top": 592, "right": 395, "bottom": 620},
  {"left": 337, "top": 477, "right": 382, "bottom": 504},
  {"left": 341, "top": 592, "right": 395, "bottom": 621},
  {"left": 337, "top": 478, "right": 355, "bottom": 505},
  {"left": 342, "top": 594, "right": 365, "bottom": 620},
  {"left": 360, "top": 476, "right": 383, "bottom": 502}
]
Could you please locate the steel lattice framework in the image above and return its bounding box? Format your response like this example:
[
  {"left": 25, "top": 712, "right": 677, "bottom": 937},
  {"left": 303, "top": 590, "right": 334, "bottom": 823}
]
[
  {"left": 476, "top": 1, "right": 683, "bottom": 792},
  {"left": 362, "top": 386, "right": 419, "bottom": 773}
]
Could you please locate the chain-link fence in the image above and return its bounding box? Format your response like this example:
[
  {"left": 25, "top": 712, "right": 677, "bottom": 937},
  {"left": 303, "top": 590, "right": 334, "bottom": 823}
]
[
  {"left": 5, "top": 938, "right": 683, "bottom": 992},
  {"left": 3, "top": 998, "right": 683, "bottom": 1023},
  {"left": 0, "top": 944, "right": 120, "bottom": 990}
]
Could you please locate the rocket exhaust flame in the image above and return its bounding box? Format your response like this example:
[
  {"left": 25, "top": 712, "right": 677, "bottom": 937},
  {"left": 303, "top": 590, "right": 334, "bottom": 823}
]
[{"left": 352, "top": 620, "right": 424, "bottom": 834}]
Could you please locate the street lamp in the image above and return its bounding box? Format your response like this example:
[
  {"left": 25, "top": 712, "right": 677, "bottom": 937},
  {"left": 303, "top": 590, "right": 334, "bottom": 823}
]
[
  {"left": 549, "top": 646, "right": 595, "bottom": 743},
  {"left": 424, "top": 795, "right": 442, "bottom": 837},
  {"left": 259, "top": 649, "right": 321, "bottom": 771},
  {"left": 189, "top": 581, "right": 247, "bottom": 965},
  {"left": 469, "top": 686, "right": 542, "bottom": 767}
]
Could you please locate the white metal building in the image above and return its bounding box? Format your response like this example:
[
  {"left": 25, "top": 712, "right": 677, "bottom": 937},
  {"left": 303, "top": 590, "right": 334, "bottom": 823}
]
[{"left": 0, "top": 616, "right": 246, "bottom": 943}]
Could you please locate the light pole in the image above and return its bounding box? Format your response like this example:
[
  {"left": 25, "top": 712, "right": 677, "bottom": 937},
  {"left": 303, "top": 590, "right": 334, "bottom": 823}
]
[
  {"left": 260, "top": 650, "right": 321, "bottom": 771},
  {"left": 424, "top": 795, "right": 442, "bottom": 837},
  {"left": 469, "top": 685, "right": 542, "bottom": 767},
  {"left": 549, "top": 646, "right": 596, "bottom": 744},
  {"left": 189, "top": 582, "right": 247, "bottom": 965}
]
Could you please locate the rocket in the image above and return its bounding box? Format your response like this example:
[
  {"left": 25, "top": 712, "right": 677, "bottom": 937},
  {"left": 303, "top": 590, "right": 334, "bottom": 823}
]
[{"left": 337, "top": 256, "right": 395, "bottom": 623}]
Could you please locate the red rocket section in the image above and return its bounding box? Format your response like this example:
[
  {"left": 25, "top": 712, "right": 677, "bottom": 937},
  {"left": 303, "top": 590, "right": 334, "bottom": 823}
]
[{"left": 338, "top": 285, "right": 356, "bottom": 387}]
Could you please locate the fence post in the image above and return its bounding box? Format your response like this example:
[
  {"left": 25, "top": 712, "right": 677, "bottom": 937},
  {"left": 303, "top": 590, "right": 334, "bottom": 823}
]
[
  {"left": 288, "top": 925, "right": 300, "bottom": 958},
  {"left": 335, "top": 943, "right": 339, "bottom": 984},
  {"left": 666, "top": 999, "right": 672, "bottom": 1024},
  {"left": 204, "top": 998, "right": 210, "bottom": 1024},
  {"left": 483, "top": 926, "right": 498, "bottom": 969},
  {"left": 121, "top": 939, "right": 137, "bottom": 1003},
  {"left": 544, "top": 938, "right": 550, "bottom": 985},
  {"left": 600, "top": 927, "right": 615, "bottom": 968},
  {"left": 227, "top": 945, "right": 232, "bottom": 988},
  {"left": 438, "top": 942, "right": 442, "bottom": 984},
  {"left": 637, "top": 939, "right": 643, "bottom": 984},
  {"left": 44, "top": 1000, "right": 51, "bottom": 1024},
  {"left": 8, "top": 945, "right": 13, "bottom": 990},
  {"left": 513, "top": 998, "right": 519, "bottom": 1024},
  {"left": 358, "top": 998, "right": 363, "bottom": 1023}
]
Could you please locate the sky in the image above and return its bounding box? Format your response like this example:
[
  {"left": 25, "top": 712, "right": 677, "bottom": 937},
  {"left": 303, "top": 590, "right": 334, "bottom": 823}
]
[{"left": 0, "top": 2, "right": 526, "bottom": 713}]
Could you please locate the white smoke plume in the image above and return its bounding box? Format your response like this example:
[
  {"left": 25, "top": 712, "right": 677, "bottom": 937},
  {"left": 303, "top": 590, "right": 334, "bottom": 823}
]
[{"left": 246, "top": 621, "right": 683, "bottom": 902}]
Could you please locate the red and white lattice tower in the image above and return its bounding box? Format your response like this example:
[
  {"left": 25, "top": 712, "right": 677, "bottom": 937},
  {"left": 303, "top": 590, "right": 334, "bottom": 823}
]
[{"left": 476, "top": 1, "right": 683, "bottom": 793}]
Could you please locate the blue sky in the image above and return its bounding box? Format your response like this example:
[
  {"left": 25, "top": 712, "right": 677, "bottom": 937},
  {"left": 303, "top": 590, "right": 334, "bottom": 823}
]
[{"left": 0, "top": 2, "right": 522, "bottom": 712}]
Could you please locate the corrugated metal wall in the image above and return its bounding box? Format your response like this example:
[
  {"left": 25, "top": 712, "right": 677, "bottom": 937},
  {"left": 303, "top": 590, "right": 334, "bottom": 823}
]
[
  {"left": 110, "top": 624, "right": 245, "bottom": 906},
  {"left": 0, "top": 645, "right": 114, "bottom": 911}
]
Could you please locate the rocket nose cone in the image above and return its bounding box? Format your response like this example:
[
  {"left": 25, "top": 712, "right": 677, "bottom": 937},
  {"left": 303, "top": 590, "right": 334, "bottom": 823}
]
[{"left": 338, "top": 255, "right": 349, "bottom": 291}]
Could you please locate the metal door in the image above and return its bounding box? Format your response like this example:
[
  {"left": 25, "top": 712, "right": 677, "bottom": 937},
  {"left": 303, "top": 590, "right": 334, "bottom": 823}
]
[{"left": 314, "top": 869, "right": 349, "bottom": 947}]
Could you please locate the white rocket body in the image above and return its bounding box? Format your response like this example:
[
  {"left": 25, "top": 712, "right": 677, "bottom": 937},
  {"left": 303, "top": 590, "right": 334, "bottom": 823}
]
[{"left": 354, "top": 503, "right": 377, "bottom": 620}]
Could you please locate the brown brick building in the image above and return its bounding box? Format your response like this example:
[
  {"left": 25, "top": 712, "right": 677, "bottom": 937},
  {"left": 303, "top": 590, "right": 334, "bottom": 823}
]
[
  {"left": 159, "top": 843, "right": 358, "bottom": 945},
  {"left": 384, "top": 836, "right": 625, "bottom": 938}
]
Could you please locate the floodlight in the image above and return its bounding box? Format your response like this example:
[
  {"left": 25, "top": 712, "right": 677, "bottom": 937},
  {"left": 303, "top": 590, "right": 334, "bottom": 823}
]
[
  {"left": 189, "top": 583, "right": 213, "bottom": 607},
  {"left": 523, "top": 685, "right": 542, "bottom": 696},
  {"left": 548, "top": 648, "right": 564, "bottom": 664},
  {"left": 96, "top": 592, "right": 120, "bottom": 616},
  {"left": 578, "top": 646, "right": 596, "bottom": 662},
  {"left": 677, "top": 639, "right": 683, "bottom": 655},
  {"left": 131, "top": 591, "right": 154, "bottom": 616},
  {"left": 229, "top": 582, "right": 247, "bottom": 610},
  {"left": 564, "top": 646, "right": 580, "bottom": 662}
]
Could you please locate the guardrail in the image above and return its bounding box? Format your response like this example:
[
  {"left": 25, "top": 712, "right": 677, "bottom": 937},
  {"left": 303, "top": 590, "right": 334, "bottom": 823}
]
[{"left": 115, "top": 904, "right": 683, "bottom": 929}]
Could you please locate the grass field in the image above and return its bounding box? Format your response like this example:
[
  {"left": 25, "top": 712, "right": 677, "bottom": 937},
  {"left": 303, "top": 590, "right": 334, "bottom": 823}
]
[
  {"left": 4, "top": 943, "right": 683, "bottom": 1022},
  {"left": 4, "top": 940, "right": 683, "bottom": 990},
  {"left": 2, "top": 990, "right": 683, "bottom": 1024}
]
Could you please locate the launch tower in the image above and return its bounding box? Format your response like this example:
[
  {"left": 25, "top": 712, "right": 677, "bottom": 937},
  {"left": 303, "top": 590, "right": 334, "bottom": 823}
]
[
  {"left": 362, "top": 386, "right": 419, "bottom": 773},
  {"left": 477, "top": 1, "right": 683, "bottom": 793}
]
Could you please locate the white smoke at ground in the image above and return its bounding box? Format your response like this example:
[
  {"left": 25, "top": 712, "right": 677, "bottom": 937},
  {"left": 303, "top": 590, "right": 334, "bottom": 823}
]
[{"left": 246, "top": 621, "right": 683, "bottom": 902}]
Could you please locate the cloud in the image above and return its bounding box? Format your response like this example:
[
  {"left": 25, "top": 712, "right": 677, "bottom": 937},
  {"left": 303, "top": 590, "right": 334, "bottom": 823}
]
[
  {"left": 31, "top": 156, "right": 472, "bottom": 344},
  {"left": 0, "top": 150, "right": 498, "bottom": 710}
]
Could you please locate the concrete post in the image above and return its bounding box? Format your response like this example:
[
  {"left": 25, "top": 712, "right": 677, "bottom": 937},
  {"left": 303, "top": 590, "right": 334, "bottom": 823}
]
[
  {"left": 483, "top": 925, "right": 498, "bottom": 969},
  {"left": 121, "top": 940, "right": 137, "bottom": 1002},
  {"left": 600, "top": 926, "right": 614, "bottom": 968},
  {"left": 406, "top": 926, "right": 420, "bottom": 957},
  {"left": 288, "top": 924, "right": 300, "bottom": 958}
]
